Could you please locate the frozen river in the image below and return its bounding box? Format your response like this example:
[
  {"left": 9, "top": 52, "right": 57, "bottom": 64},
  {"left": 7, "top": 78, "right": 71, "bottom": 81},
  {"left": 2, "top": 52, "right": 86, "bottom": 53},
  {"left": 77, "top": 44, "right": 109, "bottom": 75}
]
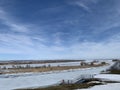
[{"left": 0, "top": 62, "right": 112, "bottom": 90}]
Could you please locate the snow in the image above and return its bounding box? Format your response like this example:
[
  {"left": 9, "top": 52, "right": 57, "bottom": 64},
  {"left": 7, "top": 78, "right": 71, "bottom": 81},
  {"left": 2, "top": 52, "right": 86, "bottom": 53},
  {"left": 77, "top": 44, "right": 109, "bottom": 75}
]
[
  {"left": 0, "top": 60, "right": 114, "bottom": 90},
  {"left": 0, "top": 60, "right": 113, "bottom": 69},
  {"left": 0, "top": 65, "right": 110, "bottom": 90},
  {"left": 94, "top": 74, "right": 120, "bottom": 82},
  {"left": 77, "top": 83, "right": 120, "bottom": 90},
  {"left": 0, "top": 61, "right": 82, "bottom": 69},
  {"left": 77, "top": 73, "right": 120, "bottom": 90}
]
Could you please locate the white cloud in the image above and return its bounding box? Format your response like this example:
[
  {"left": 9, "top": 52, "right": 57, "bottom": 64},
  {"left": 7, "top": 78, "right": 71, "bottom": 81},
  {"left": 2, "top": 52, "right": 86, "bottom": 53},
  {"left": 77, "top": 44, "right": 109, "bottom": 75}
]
[
  {"left": 74, "top": 1, "right": 91, "bottom": 12},
  {"left": 88, "top": 0, "right": 120, "bottom": 35},
  {"left": 0, "top": 32, "right": 120, "bottom": 59},
  {"left": 53, "top": 32, "right": 64, "bottom": 46},
  {"left": 0, "top": 8, "right": 30, "bottom": 33},
  {"left": 68, "top": 0, "right": 100, "bottom": 13},
  {"left": 0, "top": 33, "right": 47, "bottom": 55},
  {"left": 67, "top": 33, "right": 120, "bottom": 59},
  {"left": 0, "top": 33, "right": 33, "bottom": 46}
]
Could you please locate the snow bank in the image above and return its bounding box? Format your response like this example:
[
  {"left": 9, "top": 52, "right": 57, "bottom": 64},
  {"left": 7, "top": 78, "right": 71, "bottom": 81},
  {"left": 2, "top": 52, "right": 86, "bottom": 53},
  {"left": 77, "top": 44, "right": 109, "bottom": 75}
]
[
  {"left": 77, "top": 83, "right": 120, "bottom": 90},
  {"left": 94, "top": 74, "right": 120, "bottom": 82},
  {"left": 77, "top": 74, "right": 120, "bottom": 90}
]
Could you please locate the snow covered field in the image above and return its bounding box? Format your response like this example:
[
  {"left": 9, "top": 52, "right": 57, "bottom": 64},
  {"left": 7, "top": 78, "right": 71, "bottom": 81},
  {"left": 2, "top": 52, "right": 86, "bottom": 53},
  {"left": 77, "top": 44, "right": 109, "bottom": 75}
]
[
  {"left": 77, "top": 83, "right": 120, "bottom": 90},
  {"left": 0, "top": 61, "right": 82, "bottom": 69},
  {"left": 76, "top": 73, "right": 120, "bottom": 90},
  {"left": 0, "top": 64, "right": 111, "bottom": 90},
  {"left": 95, "top": 74, "right": 120, "bottom": 82},
  {"left": 0, "top": 60, "right": 112, "bottom": 69}
]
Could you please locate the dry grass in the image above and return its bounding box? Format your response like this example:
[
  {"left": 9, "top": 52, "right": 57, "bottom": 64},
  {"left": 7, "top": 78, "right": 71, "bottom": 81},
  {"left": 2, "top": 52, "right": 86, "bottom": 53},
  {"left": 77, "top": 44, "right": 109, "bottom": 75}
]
[
  {"left": 16, "top": 82, "right": 102, "bottom": 90},
  {"left": 2, "top": 64, "right": 107, "bottom": 74}
]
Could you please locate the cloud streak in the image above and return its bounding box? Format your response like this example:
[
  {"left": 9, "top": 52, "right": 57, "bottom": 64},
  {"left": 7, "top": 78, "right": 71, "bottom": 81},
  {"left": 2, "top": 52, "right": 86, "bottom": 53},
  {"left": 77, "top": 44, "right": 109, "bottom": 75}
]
[
  {"left": 74, "top": 1, "right": 91, "bottom": 12},
  {"left": 0, "top": 8, "right": 30, "bottom": 33},
  {"left": 0, "top": 31, "right": 120, "bottom": 60},
  {"left": 68, "top": 0, "right": 100, "bottom": 12}
]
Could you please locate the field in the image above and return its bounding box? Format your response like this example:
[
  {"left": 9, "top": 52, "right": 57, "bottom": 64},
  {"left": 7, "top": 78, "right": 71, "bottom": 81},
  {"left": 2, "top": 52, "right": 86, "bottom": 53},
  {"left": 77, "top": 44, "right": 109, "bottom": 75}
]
[
  {"left": 0, "top": 60, "right": 118, "bottom": 90},
  {"left": 0, "top": 60, "right": 107, "bottom": 74}
]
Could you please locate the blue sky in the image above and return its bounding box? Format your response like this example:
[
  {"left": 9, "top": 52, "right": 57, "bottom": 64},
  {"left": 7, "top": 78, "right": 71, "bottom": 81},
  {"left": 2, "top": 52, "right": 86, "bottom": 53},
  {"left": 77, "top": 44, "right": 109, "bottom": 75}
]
[{"left": 0, "top": 0, "right": 120, "bottom": 60}]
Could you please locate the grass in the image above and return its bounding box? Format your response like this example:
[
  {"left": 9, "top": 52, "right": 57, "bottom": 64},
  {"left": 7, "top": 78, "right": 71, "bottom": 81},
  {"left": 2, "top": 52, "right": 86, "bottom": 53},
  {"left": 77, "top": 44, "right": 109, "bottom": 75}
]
[
  {"left": 2, "top": 64, "right": 106, "bottom": 74},
  {"left": 108, "top": 70, "right": 120, "bottom": 74},
  {"left": 16, "top": 83, "right": 102, "bottom": 90}
]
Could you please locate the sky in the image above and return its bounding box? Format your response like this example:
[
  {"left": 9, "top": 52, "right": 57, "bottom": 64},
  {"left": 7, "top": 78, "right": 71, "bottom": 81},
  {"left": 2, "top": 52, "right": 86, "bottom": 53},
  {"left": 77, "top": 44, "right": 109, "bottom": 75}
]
[{"left": 0, "top": 0, "right": 120, "bottom": 60}]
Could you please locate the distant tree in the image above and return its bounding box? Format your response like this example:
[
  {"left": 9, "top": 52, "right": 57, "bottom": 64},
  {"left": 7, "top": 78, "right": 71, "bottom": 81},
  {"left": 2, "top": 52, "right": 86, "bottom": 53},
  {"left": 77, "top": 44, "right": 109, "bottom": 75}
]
[
  {"left": 101, "top": 62, "right": 106, "bottom": 65},
  {"left": 48, "top": 64, "right": 51, "bottom": 68},
  {"left": 12, "top": 65, "right": 16, "bottom": 68},
  {"left": 80, "top": 62, "right": 87, "bottom": 66},
  {"left": 2, "top": 66, "right": 6, "bottom": 69},
  {"left": 57, "top": 65, "right": 60, "bottom": 67},
  {"left": 90, "top": 62, "right": 94, "bottom": 66},
  {"left": 112, "top": 59, "right": 119, "bottom": 62},
  {"left": 16, "top": 65, "right": 22, "bottom": 69},
  {"left": 42, "top": 65, "right": 46, "bottom": 68},
  {"left": 26, "top": 64, "right": 30, "bottom": 68}
]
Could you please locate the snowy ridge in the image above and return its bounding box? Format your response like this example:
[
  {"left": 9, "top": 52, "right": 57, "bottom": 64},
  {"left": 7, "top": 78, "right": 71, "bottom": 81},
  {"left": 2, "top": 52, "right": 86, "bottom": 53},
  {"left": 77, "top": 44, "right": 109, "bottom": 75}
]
[
  {"left": 94, "top": 74, "right": 120, "bottom": 82},
  {"left": 77, "top": 83, "right": 120, "bottom": 90}
]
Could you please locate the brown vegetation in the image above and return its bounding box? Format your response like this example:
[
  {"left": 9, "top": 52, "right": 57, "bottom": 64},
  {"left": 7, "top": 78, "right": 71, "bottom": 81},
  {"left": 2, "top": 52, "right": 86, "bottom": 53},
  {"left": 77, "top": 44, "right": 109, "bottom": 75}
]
[{"left": 2, "top": 63, "right": 107, "bottom": 74}]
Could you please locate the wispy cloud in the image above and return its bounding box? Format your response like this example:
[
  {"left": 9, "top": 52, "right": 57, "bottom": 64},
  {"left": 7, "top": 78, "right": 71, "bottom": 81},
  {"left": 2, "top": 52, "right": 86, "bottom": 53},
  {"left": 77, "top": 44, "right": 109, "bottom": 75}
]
[
  {"left": 53, "top": 32, "right": 66, "bottom": 46},
  {"left": 68, "top": 0, "right": 100, "bottom": 12},
  {"left": 90, "top": 1, "right": 120, "bottom": 35},
  {"left": 0, "top": 8, "right": 30, "bottom": 33},
  {"left": 0, "top": 33, "right": 46, "bottom": 55},
  {"left": 74, "top": 1, "right": 91, "bottom": 12},
  {"left": 0, "top": 33, "right": 33, "bottom": 46},
  {"left": 1, "top": 31, "right": 120, "bottom": 59},
  {"left": 63, "top": 34, "right": 120, "bottom": 59}
]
